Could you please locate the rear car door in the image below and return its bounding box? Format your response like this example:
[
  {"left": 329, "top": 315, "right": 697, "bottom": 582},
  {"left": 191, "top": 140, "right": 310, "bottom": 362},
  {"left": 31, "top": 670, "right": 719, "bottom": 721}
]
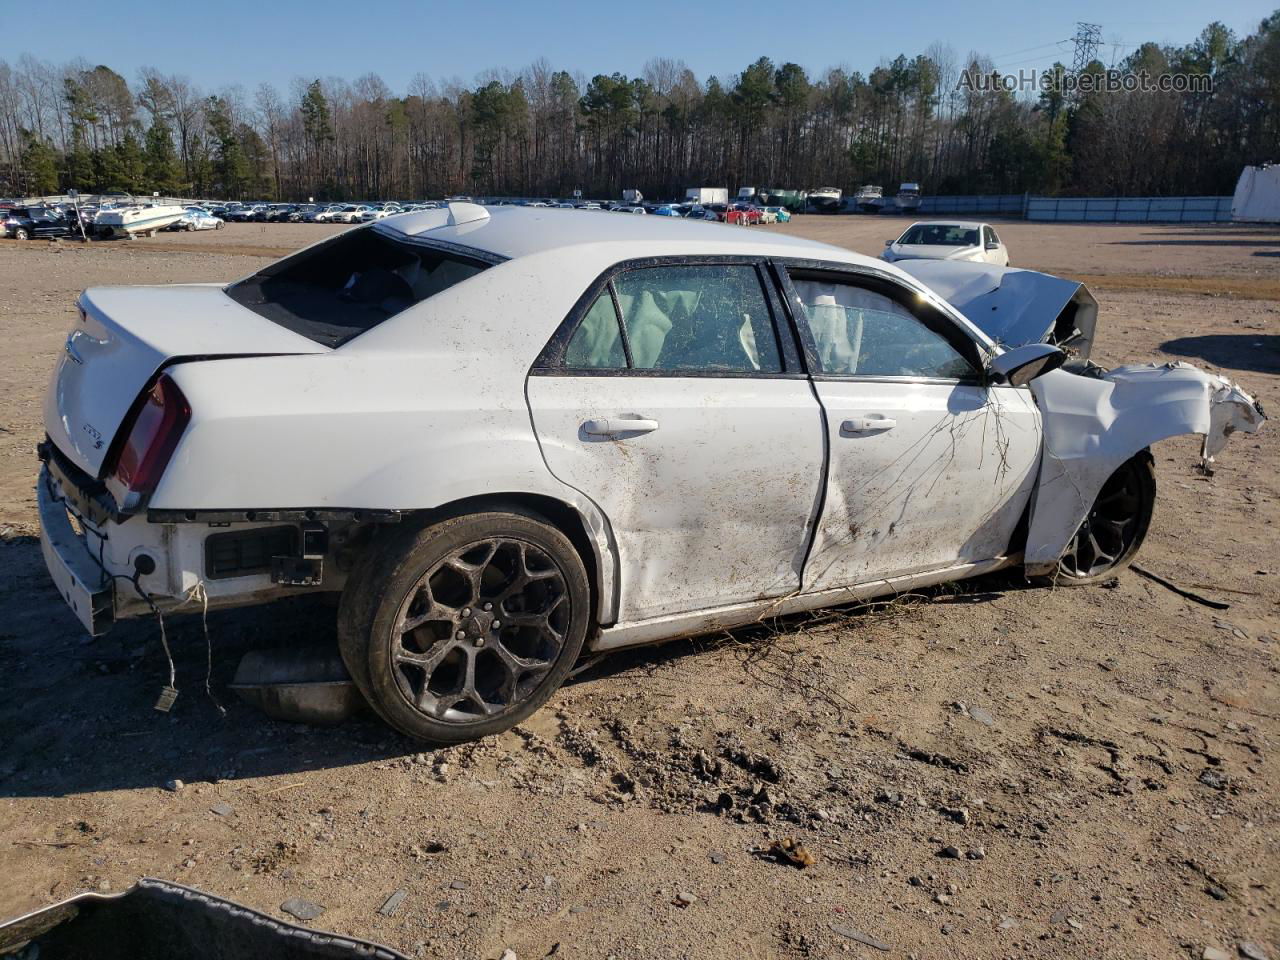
[
  {"left": 779, "top": 264, "right": 1042, "bottom": 591},
  {"left": 527, "top": 259, "right": 825, "bottom": 624}
]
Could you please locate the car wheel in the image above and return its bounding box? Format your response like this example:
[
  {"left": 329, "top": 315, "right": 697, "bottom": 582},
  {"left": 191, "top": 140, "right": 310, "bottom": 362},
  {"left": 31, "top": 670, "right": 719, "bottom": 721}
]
[
  {"left": 1053, "top": 452, "right": 1155, "bottom": 584},
  {"left": 338, "top": 510, "right": 590, "bottom": 743},
  {"left": 215, "top": 221, "right": 223, "bottom": 229},
  {"left": 13, "top": 227, "right": 28, "bottom": 241}
]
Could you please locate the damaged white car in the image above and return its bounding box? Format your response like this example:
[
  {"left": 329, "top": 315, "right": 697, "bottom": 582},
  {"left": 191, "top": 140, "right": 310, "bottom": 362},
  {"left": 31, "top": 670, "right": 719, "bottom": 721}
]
[{"left": 37, "top": 204, "right": 1264, "bottom": 742}]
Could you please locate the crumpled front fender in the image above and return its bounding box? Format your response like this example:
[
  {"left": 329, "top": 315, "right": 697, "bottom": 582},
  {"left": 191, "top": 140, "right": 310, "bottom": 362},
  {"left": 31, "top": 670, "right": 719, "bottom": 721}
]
[{"left": 1024, "top": 361, "right": 1265, "bottom": 574}]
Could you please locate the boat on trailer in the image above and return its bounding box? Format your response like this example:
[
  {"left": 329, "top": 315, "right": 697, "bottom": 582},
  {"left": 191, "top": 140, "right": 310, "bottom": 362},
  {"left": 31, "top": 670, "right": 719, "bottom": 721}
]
[
  {"left": 95, "top": 203, "right": 188, "bottom": 238},
  {"left": 808, "top": 186, "right": 843, "bottom": 213},
  {"left": 852, "top": 185, "right": 884, "bottom": 213}
]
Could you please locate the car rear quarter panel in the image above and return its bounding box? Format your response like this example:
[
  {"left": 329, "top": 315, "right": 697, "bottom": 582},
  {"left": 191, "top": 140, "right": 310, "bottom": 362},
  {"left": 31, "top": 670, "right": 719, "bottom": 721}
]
[{"left": 152, "top": 254, "right": 619, "bottom": 617}]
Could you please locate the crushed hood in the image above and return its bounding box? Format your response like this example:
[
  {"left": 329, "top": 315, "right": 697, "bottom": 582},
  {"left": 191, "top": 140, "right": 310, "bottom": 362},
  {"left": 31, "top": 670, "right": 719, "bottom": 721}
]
[{"left": 898, "top": 260, "right": 1098, "bottom": 359}]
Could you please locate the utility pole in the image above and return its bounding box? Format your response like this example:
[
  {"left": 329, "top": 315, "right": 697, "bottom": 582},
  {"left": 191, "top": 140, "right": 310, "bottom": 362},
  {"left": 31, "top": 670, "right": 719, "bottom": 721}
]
[{"left": 1071, "top": 22, "right": 1103, "bottom": 77}]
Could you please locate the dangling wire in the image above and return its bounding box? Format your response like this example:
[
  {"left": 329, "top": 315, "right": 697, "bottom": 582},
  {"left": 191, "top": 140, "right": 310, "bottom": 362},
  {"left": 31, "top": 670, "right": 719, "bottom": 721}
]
[{"left": 192, "top": 582, "right": 226, "bottom": 716}]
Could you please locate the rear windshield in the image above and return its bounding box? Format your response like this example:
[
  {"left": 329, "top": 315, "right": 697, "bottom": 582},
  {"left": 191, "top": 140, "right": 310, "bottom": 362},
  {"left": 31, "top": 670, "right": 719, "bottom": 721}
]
[{"left": 227, "top": 228, "right": 490, "bottom": 347}]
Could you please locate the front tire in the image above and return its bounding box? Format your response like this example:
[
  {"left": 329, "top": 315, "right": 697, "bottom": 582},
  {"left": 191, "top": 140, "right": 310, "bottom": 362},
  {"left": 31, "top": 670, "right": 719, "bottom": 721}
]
[
  {"left": 1053, "top": 452, "right": 1155, "bottom": 584},
  {"left": 338, "top": 511, "right": 590, "bottom": 743},
  {"left": 13, "top": 228, "right": 28, "bottom": 241}
]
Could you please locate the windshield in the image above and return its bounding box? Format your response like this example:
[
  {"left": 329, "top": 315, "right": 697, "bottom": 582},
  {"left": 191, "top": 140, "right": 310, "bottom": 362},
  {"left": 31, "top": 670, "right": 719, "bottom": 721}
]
[
  {"left": 897, "top": 224, "right": 979, "bottom": 247},
  {"left": 227, "top": 228, "right": 491, "bottom": 347}
]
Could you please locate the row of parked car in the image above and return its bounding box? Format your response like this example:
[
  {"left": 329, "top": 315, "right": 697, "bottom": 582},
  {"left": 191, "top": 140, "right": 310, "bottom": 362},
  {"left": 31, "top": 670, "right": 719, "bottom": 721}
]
[
  {"left": 196, "top": 198, "right": 794, "bottom": 226},
  {"left": 1, "top": 195, "right": 793, "bottom": 242},
  {"left": 518, "top": 199, "right": 793, "bottom": 223}
]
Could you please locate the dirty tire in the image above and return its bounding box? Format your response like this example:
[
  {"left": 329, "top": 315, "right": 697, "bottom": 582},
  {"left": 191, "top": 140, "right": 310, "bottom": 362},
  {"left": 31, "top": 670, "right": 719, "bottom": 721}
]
[
  {"left": 338, "top": 511, "right": 589, "bottom": 743},
  {"left": 1051, "top": 452, "right": 1155, "bottom": 585},
  {"left": 13, "top": 228, "right": 28, "bottom": 241}
]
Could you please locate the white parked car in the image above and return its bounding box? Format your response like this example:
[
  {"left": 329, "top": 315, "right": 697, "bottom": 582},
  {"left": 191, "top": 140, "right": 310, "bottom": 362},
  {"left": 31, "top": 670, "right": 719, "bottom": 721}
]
[
  {"left": 882, "top": 220, "right": 1010, "bottom": 266},
  {"left": 167, "top": 207, "right": 224, "bottom": 231},
  {"left": 311, "top": 205, "right": 347, "bottom": 223},
  {"left": 37, "top": 204, "right": 1263, "bottom": 742},
  {"left": 331, "top": 205, "right": 371, "bottom": 224}
]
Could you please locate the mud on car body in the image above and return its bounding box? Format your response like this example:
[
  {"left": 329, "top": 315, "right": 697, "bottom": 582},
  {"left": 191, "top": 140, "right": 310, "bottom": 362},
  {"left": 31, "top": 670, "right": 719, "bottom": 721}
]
[{"left": 37, "top": 203, "right": 1265, "bottom": 743}]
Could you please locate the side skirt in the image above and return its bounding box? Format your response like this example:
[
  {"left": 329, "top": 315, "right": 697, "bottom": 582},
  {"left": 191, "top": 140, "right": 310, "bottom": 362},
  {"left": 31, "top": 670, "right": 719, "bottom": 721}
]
[{"left": 590, "top": 555, "right": 1018, "bottom": 652}]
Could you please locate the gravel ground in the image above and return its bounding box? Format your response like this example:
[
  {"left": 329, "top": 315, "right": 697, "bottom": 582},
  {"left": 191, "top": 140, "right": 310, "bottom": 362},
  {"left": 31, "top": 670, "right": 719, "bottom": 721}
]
[{"left": 0, "top": 217, "right": 1277, "bottom": 960}]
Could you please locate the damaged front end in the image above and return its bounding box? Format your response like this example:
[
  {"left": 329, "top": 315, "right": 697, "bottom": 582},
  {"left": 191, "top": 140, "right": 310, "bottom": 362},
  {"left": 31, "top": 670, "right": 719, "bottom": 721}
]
[
  {"left": 1023, "top": 361, "right": 1264, "bottom": 574},
  {"left": 903, "top": 260, "right": 1267, "bottom": 576}
]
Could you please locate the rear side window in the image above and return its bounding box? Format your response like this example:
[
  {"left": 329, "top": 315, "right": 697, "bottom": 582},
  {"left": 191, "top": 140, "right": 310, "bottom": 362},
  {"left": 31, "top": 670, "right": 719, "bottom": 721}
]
[
  {"left": 562, "top": 264, "right": 782, "bottom": 373},
  {"left": 227, "top": 229, "right": 490, "bottom": 347}
]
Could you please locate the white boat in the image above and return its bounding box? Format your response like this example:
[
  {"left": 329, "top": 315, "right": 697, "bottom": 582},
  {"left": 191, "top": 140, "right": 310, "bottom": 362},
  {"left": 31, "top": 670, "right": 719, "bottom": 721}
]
[
  {"left": 896, "top": 182, "right": 922, "bottom": 213},
  {"left": 808, "top": 186, "right": 843, "bottom": 213},
  {"left": 95, "top": 204, "right": 188, "bottom": 238},
  {"left": 852, "top": 185, "right": 883, "bottom": 213}
]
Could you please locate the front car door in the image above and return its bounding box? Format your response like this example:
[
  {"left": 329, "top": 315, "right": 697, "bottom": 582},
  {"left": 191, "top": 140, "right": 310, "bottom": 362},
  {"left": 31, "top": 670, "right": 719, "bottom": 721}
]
[
  {"left": 527, "top": 259, "right": 826, "bottom": 624},
  {"left": 777, "top": 262, "right": 1042, "bottom": 592}
]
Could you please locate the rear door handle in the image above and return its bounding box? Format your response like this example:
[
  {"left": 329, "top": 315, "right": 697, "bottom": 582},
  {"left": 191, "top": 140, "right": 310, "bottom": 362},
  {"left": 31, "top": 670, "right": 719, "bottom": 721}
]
[
  {"left": 582, "top": 418, "right": 660, "bottom": 437},
  {"left": 841, "top": 416, "right": 897, "bottom": 434}
]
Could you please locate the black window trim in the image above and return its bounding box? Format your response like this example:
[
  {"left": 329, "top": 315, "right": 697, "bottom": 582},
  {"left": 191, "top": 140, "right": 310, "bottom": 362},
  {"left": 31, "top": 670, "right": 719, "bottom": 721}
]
[
  {"left": 531, "top": 254, "right": 805, "bottom": 379},
  {"left": 769, "top": 256, "right": 991, "bottom": 386}
]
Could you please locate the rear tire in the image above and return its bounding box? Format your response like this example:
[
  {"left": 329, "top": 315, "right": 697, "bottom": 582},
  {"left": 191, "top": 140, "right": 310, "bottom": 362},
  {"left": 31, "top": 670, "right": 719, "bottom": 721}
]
[
  {"left": 338, "top": 511, "right": 589, "bottom": 743},
  {"left": 13, "top": 228, "right": 28, "bottom": 241},
  {"left": 1050, "top": 452, "right": 1155, "bottom": 585}
]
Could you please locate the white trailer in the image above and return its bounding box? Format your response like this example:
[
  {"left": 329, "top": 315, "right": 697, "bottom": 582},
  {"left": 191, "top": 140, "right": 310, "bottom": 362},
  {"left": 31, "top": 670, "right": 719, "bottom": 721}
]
[{"left": 685, "top": 187, "right": 729, "bottom": 205}]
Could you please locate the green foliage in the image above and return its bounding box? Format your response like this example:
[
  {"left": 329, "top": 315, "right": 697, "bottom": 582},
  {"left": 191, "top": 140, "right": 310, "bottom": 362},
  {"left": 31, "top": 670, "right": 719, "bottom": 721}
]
[
  {"left": 144, "top": 121, "right": 181, "bottom": 193},
  {"left": 19, "top": 129, "right": 58, "bottom": 194}
]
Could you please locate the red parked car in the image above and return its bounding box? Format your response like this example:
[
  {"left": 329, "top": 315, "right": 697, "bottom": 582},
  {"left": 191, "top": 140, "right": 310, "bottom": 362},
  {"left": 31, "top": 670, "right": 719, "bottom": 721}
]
[{"left": 725, "top": 203, "right": 762, "bottom": 225}]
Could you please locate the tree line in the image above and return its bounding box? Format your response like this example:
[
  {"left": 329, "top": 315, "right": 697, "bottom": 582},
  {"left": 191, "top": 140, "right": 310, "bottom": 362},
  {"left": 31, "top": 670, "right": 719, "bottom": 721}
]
[{"left": 1, "top": 12, "right": 1276, "bottom": 203}]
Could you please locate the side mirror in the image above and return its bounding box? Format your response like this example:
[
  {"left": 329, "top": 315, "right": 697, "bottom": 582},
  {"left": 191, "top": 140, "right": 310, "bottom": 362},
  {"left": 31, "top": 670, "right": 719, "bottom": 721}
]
[
  {"left": 885, "top": 239, "right": 894, "bottom": 246},
  {"left": 989, "top": 343, "right": 1066, "bottom": 387},
  {"left": 985, "top": 241, "right": 999, "bottom": 250}
]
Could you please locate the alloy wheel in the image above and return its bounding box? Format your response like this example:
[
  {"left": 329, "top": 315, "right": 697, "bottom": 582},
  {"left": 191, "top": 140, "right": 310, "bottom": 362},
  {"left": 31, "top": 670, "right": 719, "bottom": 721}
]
[
  {"left": 1058, "top": 457, "right": 1152, "bottom": 579},
  {"left": 389, "top": 538, "right": 570, "bottom": 723}
]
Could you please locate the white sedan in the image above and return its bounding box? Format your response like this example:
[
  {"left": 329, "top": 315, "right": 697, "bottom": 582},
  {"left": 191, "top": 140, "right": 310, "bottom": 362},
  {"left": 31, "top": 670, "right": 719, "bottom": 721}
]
[
  {"left": 167, "top": 208, "right": 223, "bottom": 231},
  {"left": 882, "top": 220, "right": 1010, "bottom": 266},
  {"left": 36, "top": 204, "right": 1262, "bottom": 742}
]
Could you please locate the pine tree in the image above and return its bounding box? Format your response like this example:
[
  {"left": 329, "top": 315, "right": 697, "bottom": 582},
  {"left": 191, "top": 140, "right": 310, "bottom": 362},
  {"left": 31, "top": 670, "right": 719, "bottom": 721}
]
[
  {"left": 144, "top": 121, "right": 181, "bottom": 193},
  {"left": 116, "top": 131, "right": 146, "bottom": 192},
  {"left": 18, "top": 129, "right": 58, "bottom": 194}
]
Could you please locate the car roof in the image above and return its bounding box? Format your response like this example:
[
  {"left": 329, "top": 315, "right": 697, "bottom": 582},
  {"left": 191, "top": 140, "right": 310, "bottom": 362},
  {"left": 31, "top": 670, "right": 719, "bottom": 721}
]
[
  {"left": 376, "top": 203, "right": 870, "bottom": 266},
  {"left": 905, "top": 220, "right": 986, "bottom": 229}
]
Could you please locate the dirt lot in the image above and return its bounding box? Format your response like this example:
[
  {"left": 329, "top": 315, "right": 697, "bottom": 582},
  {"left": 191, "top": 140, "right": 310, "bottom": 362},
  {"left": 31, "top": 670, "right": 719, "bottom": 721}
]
[{"left": 0, "top": 217, "right": 1277, "bottom": 960}]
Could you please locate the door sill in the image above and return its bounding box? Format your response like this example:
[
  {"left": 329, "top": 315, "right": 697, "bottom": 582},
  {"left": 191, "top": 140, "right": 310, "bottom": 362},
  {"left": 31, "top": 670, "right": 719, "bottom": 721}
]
[{"left": 590, "top": 556, "right": 1019, "bottom": 652}]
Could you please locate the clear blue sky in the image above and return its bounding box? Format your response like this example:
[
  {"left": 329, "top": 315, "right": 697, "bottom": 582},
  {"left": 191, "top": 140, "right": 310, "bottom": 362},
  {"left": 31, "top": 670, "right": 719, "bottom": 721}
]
[{"left": 7, "top": 0, "right": 1275, "bottom": 94}]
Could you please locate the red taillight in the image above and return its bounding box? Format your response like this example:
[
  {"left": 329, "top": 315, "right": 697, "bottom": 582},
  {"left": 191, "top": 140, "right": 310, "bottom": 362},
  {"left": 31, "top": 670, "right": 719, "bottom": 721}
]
[{"left": 109, "top": 374, "right": 190, "bottom": 498}]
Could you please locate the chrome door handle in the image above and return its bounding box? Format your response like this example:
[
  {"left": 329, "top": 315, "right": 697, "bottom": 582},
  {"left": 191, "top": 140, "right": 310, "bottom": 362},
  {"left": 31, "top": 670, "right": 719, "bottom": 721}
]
[
  {"left": 582, "top": 418, "right": 660, "bottom": 437},
  {"left": 841, "top": 416, "right": 897, "bottom": 434}
]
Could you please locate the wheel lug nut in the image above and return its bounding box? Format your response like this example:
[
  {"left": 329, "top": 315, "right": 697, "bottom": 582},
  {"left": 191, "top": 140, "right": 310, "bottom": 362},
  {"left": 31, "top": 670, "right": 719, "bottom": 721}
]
[
  {"left": 456, "top": 630, "right": 466, "bottom": 640},
  {"left": 493, "top": 620, "right": 502, "bottom": 629},
  {"left": 462, "top": 607, "right": 472, "bottom": 616},
  {"left": 483, "top": 603, "right": 493, "bottom": 611}
]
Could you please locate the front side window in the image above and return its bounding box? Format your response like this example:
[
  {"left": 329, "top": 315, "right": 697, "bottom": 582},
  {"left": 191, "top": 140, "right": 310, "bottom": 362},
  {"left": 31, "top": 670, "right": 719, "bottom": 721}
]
[
  {"left": 791, "top": 276, "right": 976, "bottom": 380},
  {"left": 562, "top": 264, "right": 782, "bottom": 374},
  {"left": 227, "top": 229, "right": 489, "bottom": 347}
]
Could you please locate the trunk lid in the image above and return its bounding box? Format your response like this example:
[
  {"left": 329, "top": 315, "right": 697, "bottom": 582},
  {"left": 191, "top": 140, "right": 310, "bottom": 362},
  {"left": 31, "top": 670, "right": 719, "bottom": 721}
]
[{"left": 45, "top": 284, "right": 326, "bottom": 476}]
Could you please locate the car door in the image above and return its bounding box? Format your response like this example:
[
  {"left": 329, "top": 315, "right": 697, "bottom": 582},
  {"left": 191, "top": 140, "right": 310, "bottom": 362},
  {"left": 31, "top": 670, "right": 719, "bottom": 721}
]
[
  {"left": 527, "top": 260, "right": 826, "bottom": 624},
  {"left": 778, "top": 264, "right": 1042, "bottom": 592}
]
